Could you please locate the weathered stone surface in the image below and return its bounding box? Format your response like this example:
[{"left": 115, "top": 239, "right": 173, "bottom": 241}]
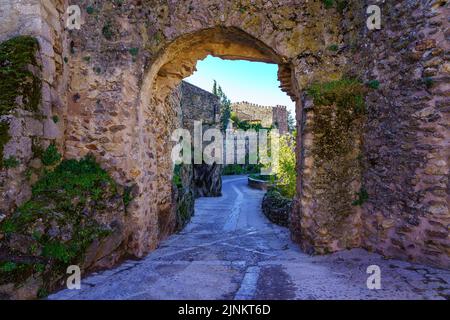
[{"left": 0, "top": 0, "right": 448, "bottom": 285}]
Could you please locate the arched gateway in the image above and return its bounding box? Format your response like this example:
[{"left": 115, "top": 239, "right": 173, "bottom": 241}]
[{"left": 0, "top": 2, "right": 448, "bottom": 298}]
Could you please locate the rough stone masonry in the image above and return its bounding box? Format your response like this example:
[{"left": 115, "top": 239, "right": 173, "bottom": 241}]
[{"left": 0, "top": 0, "right": 448, "bottom": 299}]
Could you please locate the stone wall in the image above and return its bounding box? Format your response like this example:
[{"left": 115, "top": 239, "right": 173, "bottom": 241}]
[
  {"left": 179, "top": 81, "right": 222, "bottom": 198},
  {"left": 231, "top": 102, "right": 289, "bottom": 134},
  {"left": 180, "top": 81, "right": 220, "bottom": 128},
  {"left": 0, "top": 0, "right": 448, "bottom": 271},
  {"left": 0, "top": 0, "right": 68, "bottom": 216},
  {"left": 349, "top": 0, "right": 449, "bottom": 268},
  {"left": 292, "top": 1, "right": 449, "bottom": 268}
]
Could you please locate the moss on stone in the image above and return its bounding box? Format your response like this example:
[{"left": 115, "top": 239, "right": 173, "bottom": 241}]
[
  {"left": 0, "top": 155, "right": 125, "bottom": 294},
  {"left": 0, "top": 36, "right": 41, "bottom": 115},
  {"left": 0, "top": 122, "right": 10, "bottom": 168},
  {"left": 306, "top": 78, "right": 367, "bottom": 227},
  {"left": 3, "top": 156, "right": 19, "bottom": 168}
]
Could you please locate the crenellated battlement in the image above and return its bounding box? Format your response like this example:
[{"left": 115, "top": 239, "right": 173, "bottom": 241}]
[{"left": 231, "top": 101, "right": 288, "bottom": 133}]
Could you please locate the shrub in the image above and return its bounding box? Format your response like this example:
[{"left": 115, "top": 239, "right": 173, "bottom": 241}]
[
  {"left": 367, "top": 80, "right": 380, "bottom": 90},
  {"left": 352, "top": 188, "right": 369, "bottom": 206},
  {"left": 3, "top": 156, "right": 19, "bottom": 168},
  {"left": 41, "top": 143, "right": 61, "bottom": 166},
  {"left": 322, "top": 0, "right": 334, "bottom": 9},
  {"left": 272, "top": 134, "right": 296, "bottom": 198}
]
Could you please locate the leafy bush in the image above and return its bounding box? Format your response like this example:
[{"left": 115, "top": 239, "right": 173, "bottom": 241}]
[
  {"left": 367, "top": 80, "right": 380, "bottom": 90},
  {"left": 3, "top": 156, "right": 19, "bottom": 168},
  {"left": 41, "top": 143, "right": 61, "bottom": 166},
  {"left": 352, "top": 188, "right": 369, "bottom": 206},
  {"left": 272, "top": 134, "right": 296, "bottom": 198}
]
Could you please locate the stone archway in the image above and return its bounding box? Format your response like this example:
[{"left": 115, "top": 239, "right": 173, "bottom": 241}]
[
  {"left": 134, "top": 26, "right": 299, "bottom": 256},
  {"left": 0, "top": 1, "right": 447, "bottom": 283}
]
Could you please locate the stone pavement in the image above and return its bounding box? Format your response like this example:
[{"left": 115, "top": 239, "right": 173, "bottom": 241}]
[{"left": 49, "top": 176, "right": 450, "bottom": 300}]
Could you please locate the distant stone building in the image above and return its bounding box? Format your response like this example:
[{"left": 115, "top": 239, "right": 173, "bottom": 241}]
[
  {"left": 231, "top": 102, "right": 289, "bottom": 134},
  {"left": 179, "top": 81, "right": 221, "bottom": 131}
]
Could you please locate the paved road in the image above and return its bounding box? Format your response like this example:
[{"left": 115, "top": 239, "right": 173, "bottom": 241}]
[{"left": 49, "top": 176, "right": 450, "bottom": 300}]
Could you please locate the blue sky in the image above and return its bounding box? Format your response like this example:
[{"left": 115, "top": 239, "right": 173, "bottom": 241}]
[{"left": 184, "top": 56, "right": 295, "bottom": 115}]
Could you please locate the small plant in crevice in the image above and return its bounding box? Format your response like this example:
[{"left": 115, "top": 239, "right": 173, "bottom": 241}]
[
  {"left": 352, "top": 188, "right": 369, "bottom": 206},
  {"left": 86, "top": 6, "right": 95, "bottom": 14},
  {"left": 173, "top": 164, "right": 183, "bottom": 188},
  {"left": 41, "top": 143, "right": 61, "bottom": 166},
  {"left": 52, "top": 115, "right": 59, "bottom": 124},
  {"left": 3, "top": 156, "right": 19, "bottom": 168},
  {"left": 0, "top": 122, "right": 11, "bottom": 169},
  {"left": 102, "top": 21, "right": 114, "bottom": 40},
  {"left": 307, "top": 78, "right": 367, "bottom": 115},
  {"left": 327, "top": 44, "right": 339, "bottom": 52},
  {"left": 423, "top": 77, "right": 434, "bottom": 89},
  {"left": 123, "top": 186, "right": 134, "bottom": 207},
  {"left": 367, "top": 80, "right": 380, "bottom": 90},
  {"left": 128, "top": 47, "right": 139, "bottom": 57},
  {"left": 322, "top": 0, "right": 334, "bottom": 9}
]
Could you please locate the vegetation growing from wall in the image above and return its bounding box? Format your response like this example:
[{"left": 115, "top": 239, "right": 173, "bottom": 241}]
[
  {"left": 307, "top": 78, "right": 366, "bottom": 160},
  {"left": 0, "top": 122, "right": 10, "bottom": 169},
  {"left": 306, "top": 78, "right": 367, "bottom": 224},
  {"left": 0, "top": 155, "right": 128, "bottom": 298},
  {"left": 0, "top": 36, "right": 41, "bottom": 114}
]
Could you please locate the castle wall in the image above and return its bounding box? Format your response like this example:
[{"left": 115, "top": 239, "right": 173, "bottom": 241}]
[{"left": 231, "top": 102, "right": 289, "bottom": 134}]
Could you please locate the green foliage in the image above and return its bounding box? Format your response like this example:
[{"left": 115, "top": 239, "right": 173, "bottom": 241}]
[
  {"left": 249, "top": 174, "right": 277, "bottom": 182},
  {"left": 0, "top": 122, "right": 10, "bottom": 169},
  {"left": 32, "top": 155, "right": 115, "bottom": 201},
  {"left": 128, "top": 48, "right": 139, "bottom": 56},
  {"left": 322, "top": 0, "right": 334, "bottom": 9},
  {"left": 0, "top": 155, "right": 125, "bottom": 294},
  {"left": 102, "top": 21, "right": 114, "bottom": 40},
  {"left": 223, "top": 164, "right": 262, "bottom": 176},
  {"left": 41, "top": 143, "right": 61, "bottom": 166},
  {"left": 212, "top": 80, "right": 232, "bottom": 131},
  {"left": 287, "top": 111, "right": 296, "bottom": 133},
  {"left": 328, "top": 44, "right": 339, "bottom": 51},
  {"left": 307, "top": 78, "right": 366, "bottom": 114},
  {"left": 223, "top": 164, "right": 243, "bottom": 175},
  {"left": 86, "top": 6, "right": 95, "bottom": 14},
  {"left": 0, "top": 36, "right": 41, "bottom": 115},
  {"left": 123, "top": 187, "right": 133, "bottom": 207},
  {"left": 322, "top": 0, "right": 348, "bottom": 11},
  {"left": 272, "top": 134, "right": 296, "bottom": 199},
  {"left": 0, "top": 262, "right": 17, "bottom": 272},
  {"left": 231, "top": 112, "right": 273, "bottom": 131},
  {"left": 37, "top": 288, "right": 48, "bottom": 299},
  {"left": 352, "top": 188, "right": 369, "bottom": 206},
  {"left": 423, "top": 77, "right": 434, "bottom": 89},
  {"left": 173, "top": 164, "right": 183, "bottom": 188},
  {"left": 42, "top": 242, "right": 73, "bottom": 263},
  {"left": 367, "top": 80, "right": 380, "bottom": 90},
  {"left": 52, "top": 115, "right": 59, "bottom": 123},
  {"left": 3, "top": 156, "right": 19, "bottom": 168},
  {"left": 265, "top": 188, "right": 292, "bottom": 209}
]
